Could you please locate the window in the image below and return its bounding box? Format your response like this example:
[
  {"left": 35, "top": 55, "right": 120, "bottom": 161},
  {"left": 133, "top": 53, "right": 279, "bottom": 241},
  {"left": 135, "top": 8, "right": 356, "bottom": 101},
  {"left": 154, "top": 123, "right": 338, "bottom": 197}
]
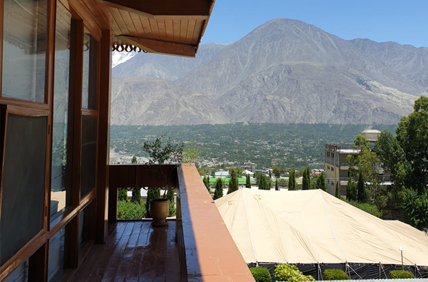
[{"left": 2, "top": 0, "right": 48, "bottom": 103}]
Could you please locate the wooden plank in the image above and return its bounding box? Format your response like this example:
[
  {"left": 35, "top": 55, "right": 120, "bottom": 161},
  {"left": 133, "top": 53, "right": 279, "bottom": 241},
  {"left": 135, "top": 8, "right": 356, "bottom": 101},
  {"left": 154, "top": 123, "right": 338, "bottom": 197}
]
[
  {"left": 172, "top": 19, "right": 180, "bottom": 42},
  {"left": 125, "top": 222, "right": 151, "bottom": 280},
  {"left": 97, "top": 0, "right": 211, "bottom": 17},
  {"left": 108, "top": 7, "right": 129, "bottom": 35},
  {"left": 165, "top": 19, "right": 173, "bottom": 42},
  {"left": 68, "top": 0, "right": 102, "bottom": 40},
  {"left": 100, "top": 222, "right": 135, "bottom": 280},
  {"left": 130, "top": 13, "right": 143, "bottom": 36},
  {"left": 140, "top": 16, "right": 152, "bottom": 38},
  {"left": 117, "top": 35, "right": 196, "bottom": 57},
  {"left": 186, "top": 19, "right": 196, "bottom": 45},
  {"left": 118, "top": 10, "right": 137, "bottom": 36},
  {"left": 157, "top": 19, "right": 166, "bottom": 41},
  {"left": 96, "top": 28, "right": 112, "bottom": 244},
  {"left": 81, "top": 0, "right": 110, "bottom": 29},
  {"left": 28, "top": 244, "right": 48, "bottom": 282},
  {"left": 113, "top": 221, "right": 142, "bottom": 281},
  {"left": 180, "top": 19, "right": 188, "bottom": 43},
  {"left": 148, "top": 18, "right": 160, "bottom": 40}
]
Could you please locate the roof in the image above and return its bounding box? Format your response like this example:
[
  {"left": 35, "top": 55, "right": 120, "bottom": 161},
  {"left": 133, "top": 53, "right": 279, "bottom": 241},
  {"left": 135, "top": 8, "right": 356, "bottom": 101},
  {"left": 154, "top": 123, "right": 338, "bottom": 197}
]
[
  {"left": 216, "top": 189, "right": 428, "bottom": 265},
  {"left": 59, "top": 0, "right": 216, "bottom": 57}
]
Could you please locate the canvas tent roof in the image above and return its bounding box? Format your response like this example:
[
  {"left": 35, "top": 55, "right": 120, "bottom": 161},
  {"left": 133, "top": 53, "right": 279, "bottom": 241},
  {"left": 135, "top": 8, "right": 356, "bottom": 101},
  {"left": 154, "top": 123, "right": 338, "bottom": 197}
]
[{"left": 215, "top": 188, "right": 428, "bottom": 266}]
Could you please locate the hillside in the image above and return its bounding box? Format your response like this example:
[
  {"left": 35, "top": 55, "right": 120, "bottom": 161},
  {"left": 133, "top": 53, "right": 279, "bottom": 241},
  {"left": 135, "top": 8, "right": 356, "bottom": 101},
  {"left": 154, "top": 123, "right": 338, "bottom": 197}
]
[{"left": 111, "top": 18, "right": 426, "bottom": 125}]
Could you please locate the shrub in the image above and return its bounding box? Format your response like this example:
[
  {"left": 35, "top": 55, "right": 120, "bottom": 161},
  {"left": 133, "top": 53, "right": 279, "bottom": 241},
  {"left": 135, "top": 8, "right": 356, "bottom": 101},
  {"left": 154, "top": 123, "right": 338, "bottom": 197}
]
[
  {"left": 118, "top": 188, "right": 128, "bottom": 201},
  {"left": 347, "top": 200, "right": 383, "bottom": 218},
  {"left": 250, "top": 267, "right": 271, "bottom": 282},
  {"left": 274, "top": 264, "right": 315, "bottom": 282},
  {"left": 323, "top": 269, "right": 349, "bottom": 280},
  {"left": 117, "top": 200, "right": 146, "bottom": 220},
  {"left": 389, "top": 270, "right": 415, "bottom": 279}
]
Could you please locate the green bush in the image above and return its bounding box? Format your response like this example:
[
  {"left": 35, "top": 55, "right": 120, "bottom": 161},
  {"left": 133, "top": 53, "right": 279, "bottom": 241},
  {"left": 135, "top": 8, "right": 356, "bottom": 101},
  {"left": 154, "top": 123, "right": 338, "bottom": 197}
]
[
  {"left": 347, "top": 200, "right": 383, "bottom": 218},
  {"left": 117, "top": 200, "right": 146, "bottom": 220},
  {"left": 118, "top": 188, "right": 128, "bottom": 201},
  {"left": 323, "top": 269, "right": 349, "bottom": 280},
  {"left": 274, "top": 264, "right": 315, "bottom": 282},
  {"left": 389, "top": 270, "right": 415, "bottom": 279},
  {"left": 249, "top": 267, "right": 271, "bottom": 282}
]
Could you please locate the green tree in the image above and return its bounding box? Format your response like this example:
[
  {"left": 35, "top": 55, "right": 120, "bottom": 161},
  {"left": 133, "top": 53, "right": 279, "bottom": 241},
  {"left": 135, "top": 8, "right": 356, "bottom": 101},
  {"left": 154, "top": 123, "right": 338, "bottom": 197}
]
[
  {"left": 146, "top": 188, "right": 160, "bottom": 218},
  {"left": 118, "top": 188, "right": 128, "bottom": 201},
  {"left": 228, "top": 169, "right": 239, "bottom": 194},
  {"left": 131, "top": 155, "right": 137, "bottom": 164},
  {"left": 203, "top": 176, "right": 210, "bottom": 192},
  {"left": 335, "top": 181, "right": 340, "bottom": 198},
  {"left": 346, "top": 178, "right": 356, "bottom": 201},
  {"left": 288, "top": 169, "right": 296, "bottom": 190},
  {"left": 167, "top": 187, "right": 176, "bottom": 217},
  {"left": 131, "top": 188, "right": 142, "bottom": 204},
  {"left": 302, "top": 166, "right": 310, "bottom": 190},
  {"left": 357, "top": 171, "right": 366, "bottom": 202},
  {"left": 272, "top": 167, "right": 281, "bottom": 178},
  {"left": 246, "top": 174, "right": 251, "bottom": 188},
  {"left": 258, "top": 174, "right": 269, "bottom": 190},
  {"left": 401, "top": 188, "right": 428, "bottom": 230},
  {"left": 275, "top": 179, "right": 279, "bottom": 191},
  {"left": 316, "top": 172, "right": 326, "bottom": 191},
  {"left": 214, "top": 178, "right": 223, "bottom": 200},
  {"left": 396, "top": 96, "right": 428, "bottom": 194}
]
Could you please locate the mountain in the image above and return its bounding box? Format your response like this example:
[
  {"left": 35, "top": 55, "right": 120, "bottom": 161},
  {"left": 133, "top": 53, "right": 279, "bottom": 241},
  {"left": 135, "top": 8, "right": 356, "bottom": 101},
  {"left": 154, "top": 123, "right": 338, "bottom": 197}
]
[
  {"left": 112, "top": 43, "right": 227, "bottom": 80},
  {"left": 110, "top": 18, "right": 426, "bottom": 125},
  {"left": 111, "top": 77, "right": 227, "bottom": 125}
]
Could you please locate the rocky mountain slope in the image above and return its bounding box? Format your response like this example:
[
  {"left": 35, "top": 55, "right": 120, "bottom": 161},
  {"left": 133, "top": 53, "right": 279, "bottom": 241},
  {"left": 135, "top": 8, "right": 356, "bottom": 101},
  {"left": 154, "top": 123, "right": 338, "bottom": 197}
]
[{"left": 111, "top": 18, "right": 426, "bottom": 125}]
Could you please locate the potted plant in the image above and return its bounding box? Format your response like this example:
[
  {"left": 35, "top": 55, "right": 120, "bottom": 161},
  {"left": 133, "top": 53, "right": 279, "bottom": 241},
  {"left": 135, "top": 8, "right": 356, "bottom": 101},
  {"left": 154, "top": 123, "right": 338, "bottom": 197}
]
[{"left": 142, "top": 136, "right": 185, "bottom": 227}]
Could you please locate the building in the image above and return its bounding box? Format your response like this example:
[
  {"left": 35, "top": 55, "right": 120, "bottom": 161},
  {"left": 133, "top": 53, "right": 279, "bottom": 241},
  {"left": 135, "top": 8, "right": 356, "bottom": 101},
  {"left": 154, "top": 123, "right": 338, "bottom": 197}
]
[
  {"left": 0, "top": 1, "right": 254, "bottom": 281},
  {"left": 324, "top": 130, "right": 381, "bottom": 196},
  {"left": 215, "top": 170, "right": 231, "bottom": 178}
]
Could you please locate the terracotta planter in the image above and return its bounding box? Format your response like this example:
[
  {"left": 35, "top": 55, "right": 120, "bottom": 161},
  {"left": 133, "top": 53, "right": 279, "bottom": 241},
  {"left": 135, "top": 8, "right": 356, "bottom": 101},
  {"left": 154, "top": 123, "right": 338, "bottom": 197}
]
[{"left": 150, "top": 199, "right": 169, "bottom": 226}]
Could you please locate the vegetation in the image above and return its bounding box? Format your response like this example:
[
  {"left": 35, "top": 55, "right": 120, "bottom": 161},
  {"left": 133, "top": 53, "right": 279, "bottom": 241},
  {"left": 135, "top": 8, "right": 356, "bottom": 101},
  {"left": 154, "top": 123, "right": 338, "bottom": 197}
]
[
  {"left": 246, "top": 174, "right": 251, "bottom": 188},
  {"left": 258, "top": 174, "right": 270, "bottom": 190},
  {"left": 335, "top": 182, "right": 340, "bottom": 198},
  {"left": 273, "top": 264, "right": 315, "bottom": 282},
  {"left": 203, "top": 176, "right": 210, "bottom": 192},
  {"left": 323, "top": 269, "right": 349, "bottom": 280},
  {"left": 302, "top": 166, "right": 310, "bottom": 190},
  {"left": 347, "top": 200, "right": 383, "bottom": 218},
  {"left": 275, "top": 179, "right": 279, "bottom": 191},
  {"left": 389, "top": 270, "right": 415, "bottom": 279},
  {"left": 316, "top": 172, "right": 326, "bottom": 191},
  {"left": 117, "top": 200, "right": 146, "bottom": 220},
  {"left": 227, "top": 168, "right": 239, "bottom": 194},
  {"left": 111, "top": 123, "right": 397, "bottom": 169},
  {"left": 288, "top": 169, "right": 296, "bottom": 190},
  {"left": 346, "top": 178, "right": 356, "bottom": 201},
  {"left": 214, "top": 178, "right": 223, "bottom": 200},
  {"left": 374, "top": 96, "right": 428, "bottom": 229},
  {"left": 118, "top": 188, "right": 128, "bottom": 201},
  {"left": 249, "top": 267, "right": 271, "bottom": 282}
]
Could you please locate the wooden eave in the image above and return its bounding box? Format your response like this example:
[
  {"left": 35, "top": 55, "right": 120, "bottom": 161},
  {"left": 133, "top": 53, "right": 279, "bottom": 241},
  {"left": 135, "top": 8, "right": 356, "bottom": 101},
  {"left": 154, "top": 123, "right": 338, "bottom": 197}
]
[{"left": 65, "top": 0, "right": 216, "bottom": 57}]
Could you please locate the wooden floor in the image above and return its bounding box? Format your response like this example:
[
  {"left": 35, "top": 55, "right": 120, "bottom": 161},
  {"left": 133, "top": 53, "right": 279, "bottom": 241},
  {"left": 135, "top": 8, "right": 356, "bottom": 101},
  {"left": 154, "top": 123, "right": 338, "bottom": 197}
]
[{"left": 70, "top": 221, "right": 180, "bottom": 282}]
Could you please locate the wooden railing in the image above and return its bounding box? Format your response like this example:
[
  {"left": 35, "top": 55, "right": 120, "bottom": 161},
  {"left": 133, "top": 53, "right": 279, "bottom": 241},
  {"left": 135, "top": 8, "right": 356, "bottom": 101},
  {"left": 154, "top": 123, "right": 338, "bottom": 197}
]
[{"left": 109, "top": 164, "right": 254, "bottom": 281}]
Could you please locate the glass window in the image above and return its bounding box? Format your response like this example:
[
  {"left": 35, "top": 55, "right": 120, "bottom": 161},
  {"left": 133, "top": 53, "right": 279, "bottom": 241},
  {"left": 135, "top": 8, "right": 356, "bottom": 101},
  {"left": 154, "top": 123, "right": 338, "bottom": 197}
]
[
  {"left": 81, "top": 115, "right": 97, "bottom": 198},
  {"left": 2, "top": 0, "right": 48, "bottom": 103},
  {"left": 48, "top": 227, "right": 66, "bottom": 282},
  {"left": 51, "top": 2, "right": 73, "bottom": 223},
  {"left": 82, "top": 29, "right": 98, "bottom": 110},
  {"left": 1, "top": 114, "right": 47, "bottom": 266}
]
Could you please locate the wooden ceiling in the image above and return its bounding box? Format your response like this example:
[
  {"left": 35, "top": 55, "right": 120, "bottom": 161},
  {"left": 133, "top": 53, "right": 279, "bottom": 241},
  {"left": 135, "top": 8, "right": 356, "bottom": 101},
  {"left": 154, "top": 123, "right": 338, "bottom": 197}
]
[{"left": 63, "top": 0, "right": 216, "bottom": 57}]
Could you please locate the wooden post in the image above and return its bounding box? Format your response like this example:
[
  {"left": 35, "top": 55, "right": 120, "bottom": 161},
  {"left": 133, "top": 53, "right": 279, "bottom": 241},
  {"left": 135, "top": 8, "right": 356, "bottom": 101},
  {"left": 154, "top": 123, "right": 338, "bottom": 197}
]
[{"left": 96, "top": 29, "right": 112, "bottom": 241}]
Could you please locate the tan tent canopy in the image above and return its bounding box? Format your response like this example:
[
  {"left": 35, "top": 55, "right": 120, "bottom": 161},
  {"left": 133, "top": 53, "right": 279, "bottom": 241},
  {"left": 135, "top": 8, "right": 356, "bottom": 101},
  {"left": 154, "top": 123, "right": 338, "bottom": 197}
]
[{"left": 216, "top": 189, "right": 428, "bottom": 266}]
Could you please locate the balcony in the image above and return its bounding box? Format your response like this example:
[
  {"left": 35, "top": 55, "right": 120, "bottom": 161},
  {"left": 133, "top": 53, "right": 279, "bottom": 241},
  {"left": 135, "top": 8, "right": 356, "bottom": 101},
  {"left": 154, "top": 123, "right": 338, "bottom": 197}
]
[{"left": 73, "top": 163, "right": 254, "bottom": 281}]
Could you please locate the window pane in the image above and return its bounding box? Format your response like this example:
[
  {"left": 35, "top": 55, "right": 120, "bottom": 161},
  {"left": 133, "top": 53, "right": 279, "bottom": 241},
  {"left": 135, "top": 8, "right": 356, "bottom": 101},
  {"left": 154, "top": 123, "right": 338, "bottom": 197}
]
[
  {"left": 0, "top": 114, "right": 47, "bottom": 266},
  {"left": 2, "top": 0, "right": 47, "bottom": 103},
  {"left": 81, "top": 115, "right": 97, "bottom": 198},
  {"left": 51, "top": 2, "right": 73, "bottom": 223},
  {"left": 48, "top": 227, "right": 65, "bottom": 282},
  {"left": 82, "top": 29, "right": 98, "bottom": 110}
]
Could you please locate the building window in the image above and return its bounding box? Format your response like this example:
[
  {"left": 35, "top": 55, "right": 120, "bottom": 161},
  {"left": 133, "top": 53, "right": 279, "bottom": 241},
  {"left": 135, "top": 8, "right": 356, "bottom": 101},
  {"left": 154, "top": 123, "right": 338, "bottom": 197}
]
[{"left": 2, "top": 0, "right": 48, "bottom": 103}]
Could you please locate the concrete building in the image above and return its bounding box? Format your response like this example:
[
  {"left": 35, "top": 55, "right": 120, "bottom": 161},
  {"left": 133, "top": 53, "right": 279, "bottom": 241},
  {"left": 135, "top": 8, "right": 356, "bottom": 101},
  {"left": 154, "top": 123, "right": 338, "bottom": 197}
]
[{"left": 324, "top": 130, "right": 381, "bottom": 196}]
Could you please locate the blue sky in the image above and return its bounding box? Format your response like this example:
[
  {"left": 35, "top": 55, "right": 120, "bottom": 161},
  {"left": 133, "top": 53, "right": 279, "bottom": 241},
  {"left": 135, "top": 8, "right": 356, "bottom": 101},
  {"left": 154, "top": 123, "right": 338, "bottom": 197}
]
[{"left": 201, "top": 0, "right": 428, "bottom": 47}]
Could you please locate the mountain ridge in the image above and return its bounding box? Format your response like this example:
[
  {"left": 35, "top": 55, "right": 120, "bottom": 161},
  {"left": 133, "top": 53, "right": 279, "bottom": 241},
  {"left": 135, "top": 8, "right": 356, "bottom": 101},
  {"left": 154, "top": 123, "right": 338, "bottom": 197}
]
[{"left": 110, "top": 18, "right": 425, "bottom": 126}]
